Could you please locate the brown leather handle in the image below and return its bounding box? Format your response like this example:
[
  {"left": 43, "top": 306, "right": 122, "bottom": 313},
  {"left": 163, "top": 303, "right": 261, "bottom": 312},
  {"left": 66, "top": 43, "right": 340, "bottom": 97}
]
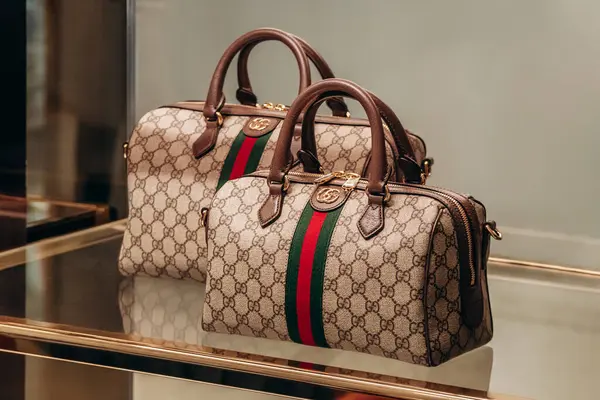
[
  {"left": 271, "top": 79, "right": 391, "bottom": 196},
  {"left": 202, "top": 28, "right": 311, "bottom": 121},
  {"left": 235, "top": 35, "right": 349, "bottom": 117},
  {"left": 300, "top": 91, "right": 417, "bottom": 166}
]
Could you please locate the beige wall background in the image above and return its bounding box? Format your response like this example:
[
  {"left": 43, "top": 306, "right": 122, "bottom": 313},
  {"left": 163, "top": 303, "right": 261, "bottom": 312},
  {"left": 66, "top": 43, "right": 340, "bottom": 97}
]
[{"left": 135, "top": 0, "right": 600, "bottom": 270}]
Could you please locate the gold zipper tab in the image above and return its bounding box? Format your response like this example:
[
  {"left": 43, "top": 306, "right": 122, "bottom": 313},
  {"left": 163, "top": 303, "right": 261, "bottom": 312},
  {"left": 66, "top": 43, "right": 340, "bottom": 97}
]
[
  {"left": 342, "top": 172, "right": 361, "bottom": 191},
  {"left": 122, "top": 142, "right": 129, "bottom": 159},
  {"left": 200, "top": 208, "right": 209, "bottom": 228},
  {"left": 259, "top": 102, "right": 289, "bottom": 111},
  {"left": 313, "top": 171, "right": 346, "bottom": 185}
]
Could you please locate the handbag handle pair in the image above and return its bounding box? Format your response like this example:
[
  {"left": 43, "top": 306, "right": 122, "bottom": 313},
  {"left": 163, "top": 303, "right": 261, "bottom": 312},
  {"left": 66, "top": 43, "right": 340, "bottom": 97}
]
[
  {"left": 259, "top": 79, "right": 423, "bottom": 236},
  {"left": 194, "top": 28, "right": 416, "bottom": 165},
  {"left": 236, "top": 34, "right": 349, "bottom": 118},
  {"left": 271, "top": 79, "right": 422, "bottom": 191}
]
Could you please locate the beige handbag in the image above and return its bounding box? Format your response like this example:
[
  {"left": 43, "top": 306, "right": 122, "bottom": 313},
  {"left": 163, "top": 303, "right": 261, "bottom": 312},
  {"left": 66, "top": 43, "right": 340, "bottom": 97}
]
[
  {"left": 202, "top": 79, "right": 501, "bottom": 367},
  {"left": 119, "top": 28, "right": 430, "bottom": 282}
]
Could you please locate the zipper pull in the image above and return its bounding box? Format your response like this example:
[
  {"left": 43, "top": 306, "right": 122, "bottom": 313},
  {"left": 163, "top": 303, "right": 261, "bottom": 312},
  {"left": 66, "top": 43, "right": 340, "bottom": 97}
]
[
  {"left": 314, "top": 171, "right": 346, "bottom": 185},
  {"left": 200, "top": 207, "right": 209, "bottom": 228},
  {"left": 122, "top": 142, "right": 129, "bottom": 159},
  {"left": 342, "top": 172, "right": 361, "bottom": 191}
]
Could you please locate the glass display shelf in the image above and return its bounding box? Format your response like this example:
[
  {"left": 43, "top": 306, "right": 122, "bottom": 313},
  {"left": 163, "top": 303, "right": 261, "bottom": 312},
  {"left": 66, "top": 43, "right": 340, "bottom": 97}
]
[
  {"left": 0, "top": 221, "right": 597, "bottom": 400},
  {"left": 0, "top": 352, "right": 297, "bottom": 400}
]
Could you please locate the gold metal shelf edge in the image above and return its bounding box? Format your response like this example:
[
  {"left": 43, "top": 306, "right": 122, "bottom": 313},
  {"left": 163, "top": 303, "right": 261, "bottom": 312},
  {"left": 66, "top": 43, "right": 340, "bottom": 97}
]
[
  {"left": 0, "top": 348, "right": 303, "bottom": 400},
  {"left": 0, "top": 317, "right": 524, "bottom": 400},
  {"left": 489, "top": 257, "right": 600, "bottom": 278}
]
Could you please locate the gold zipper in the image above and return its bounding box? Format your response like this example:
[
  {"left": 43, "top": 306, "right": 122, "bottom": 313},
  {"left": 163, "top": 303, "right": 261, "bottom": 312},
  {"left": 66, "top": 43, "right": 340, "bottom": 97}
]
[
  {"left": 314, "top": 170, "right": 347, "bottom": 185},
  {"left": 256, "top": 170, "right": 477, "bottom": 286},
  {"left": 259, "top": 102, "right": 289, "bottom": 111},
  {"left": 314, "top": 171, "right": 362, "bottom": 192}
]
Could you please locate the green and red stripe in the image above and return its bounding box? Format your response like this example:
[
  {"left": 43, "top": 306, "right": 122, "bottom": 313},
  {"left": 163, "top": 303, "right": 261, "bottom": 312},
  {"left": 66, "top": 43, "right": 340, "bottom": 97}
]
[
  {"left": 216, "top": 129, "right": 274, "bottom": 191},
  {"left": 285, "top": 203, "right": 343, "bottom": 347}
]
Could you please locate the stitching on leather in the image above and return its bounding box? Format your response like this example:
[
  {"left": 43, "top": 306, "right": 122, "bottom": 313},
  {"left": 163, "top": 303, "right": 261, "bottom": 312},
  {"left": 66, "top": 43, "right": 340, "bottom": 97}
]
[
  {"left": 268, "top": 195, "right": 281, "bottom": 225},
  {"left": 358, "top": 204, "right": 375, "bottom": 238},
  {"left": 357, "top": 206, "right": 368, "bottom": 238},
  {"left": 358, "top": 202, "right": 385, "bottom": 239},
  {"left": 259, "top": 194, "right": 281, "bottom": 227},
  {"left": 377, "top": 202, "right": 384, "bottom": 236}
]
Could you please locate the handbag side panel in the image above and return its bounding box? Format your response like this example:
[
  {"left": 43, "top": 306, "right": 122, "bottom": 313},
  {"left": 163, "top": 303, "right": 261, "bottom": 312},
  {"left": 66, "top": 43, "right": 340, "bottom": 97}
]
[{"left": 118, "top": 108, "right": 247, "bottom": 281}]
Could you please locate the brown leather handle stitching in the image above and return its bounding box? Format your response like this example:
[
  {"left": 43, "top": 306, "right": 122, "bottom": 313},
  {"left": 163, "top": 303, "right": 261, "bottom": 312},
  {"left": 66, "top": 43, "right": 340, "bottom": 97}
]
[{"left": 236, "top": 35, "right": 349, "bottom": 117}]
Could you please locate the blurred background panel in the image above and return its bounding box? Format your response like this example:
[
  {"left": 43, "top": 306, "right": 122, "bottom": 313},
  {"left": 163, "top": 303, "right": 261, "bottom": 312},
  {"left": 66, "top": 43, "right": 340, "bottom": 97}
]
[
  {"left": 135, "top": 0, "right": 600, "bottom": 271},
  {"left": 0, "top": 0, "right": 129, "bottom": 251},
  {"left": 27, "top": 0, "right": 127, "bottom": 215},
  {"left": 1, "top": 1, "right": 27, "bottom": 252}
]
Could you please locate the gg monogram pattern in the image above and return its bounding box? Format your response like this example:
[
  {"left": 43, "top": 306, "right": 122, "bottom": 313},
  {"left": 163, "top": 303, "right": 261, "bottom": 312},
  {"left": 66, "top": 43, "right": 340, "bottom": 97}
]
[
  {"left": 425, "top": 210, "right": 493, "bottom": 365},
  {"left": 119, "top": 108, "right": 248, "bottom": 281},
  {"left": 120, "top": 106, "right": 423, "bottom": 282},
  {"left": 321, "top": 191, "right": 440, "bottom": 364},
  {"left": 203, "top": 176, "right": 492, "bottom": 366},
  {"left": 203, "top": 177, "right": 315, "bottom": 340}
]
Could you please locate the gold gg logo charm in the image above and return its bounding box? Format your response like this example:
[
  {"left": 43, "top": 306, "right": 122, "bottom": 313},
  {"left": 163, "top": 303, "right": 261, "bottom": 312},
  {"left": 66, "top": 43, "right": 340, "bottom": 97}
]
[
  {"left": 248, "top": 118, "right": 271, "bottom": 131},
  {"left": 316, "top": 187, "right": 341, "bottom": 204}
]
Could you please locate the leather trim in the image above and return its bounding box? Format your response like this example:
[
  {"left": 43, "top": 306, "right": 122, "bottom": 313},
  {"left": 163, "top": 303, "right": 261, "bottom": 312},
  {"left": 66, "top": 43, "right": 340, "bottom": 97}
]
[
  {"left": 170, "top": 102, "right": 395, "bottom": 128},
  {"left": 236, "top": 34, "right": 349, "bottom": 117},
  {"left": 296, "top": 149, "right": 321, "bottom": 174},
  {"left": 192, "top": 120, "right": 220, "bottom": 159},
  {"left": 258, "top": 183, "right": 284, "bottom": 228},
  {"left": 482, "top": 226, "right": 490, "bottom": 271},
  {"left": 242, "top": 117, "right": 280, "bottom": 138},
  {"left": 309, "top": 185, "right": 350, "bottom": 213},
  {"left": 422, "top": 207, "right": 444, "bottom": 367},
  {"left": 202, "top": 28, "right": 310, "bottom": 119},
  {"left": 358, "top": 201, "right": 385, "bottom": 239},
  {"left": 235, "top": 87, "right": 258, "bottom": 106}
]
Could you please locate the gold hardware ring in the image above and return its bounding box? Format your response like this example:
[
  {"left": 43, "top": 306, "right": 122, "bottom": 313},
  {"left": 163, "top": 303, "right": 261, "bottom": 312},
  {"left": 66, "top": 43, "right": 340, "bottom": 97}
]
[
  {"left": 365, "top": 185, "right": 391, "bottom": 203},
  {"left": 282, "top": 175, "right": 290, "bottom": 192},
  {"left": 208, "top": 111, "right": 224, "bottom": 127},
  {"left": 485, "top": 221, "right": 503, "bottom": 240}
]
